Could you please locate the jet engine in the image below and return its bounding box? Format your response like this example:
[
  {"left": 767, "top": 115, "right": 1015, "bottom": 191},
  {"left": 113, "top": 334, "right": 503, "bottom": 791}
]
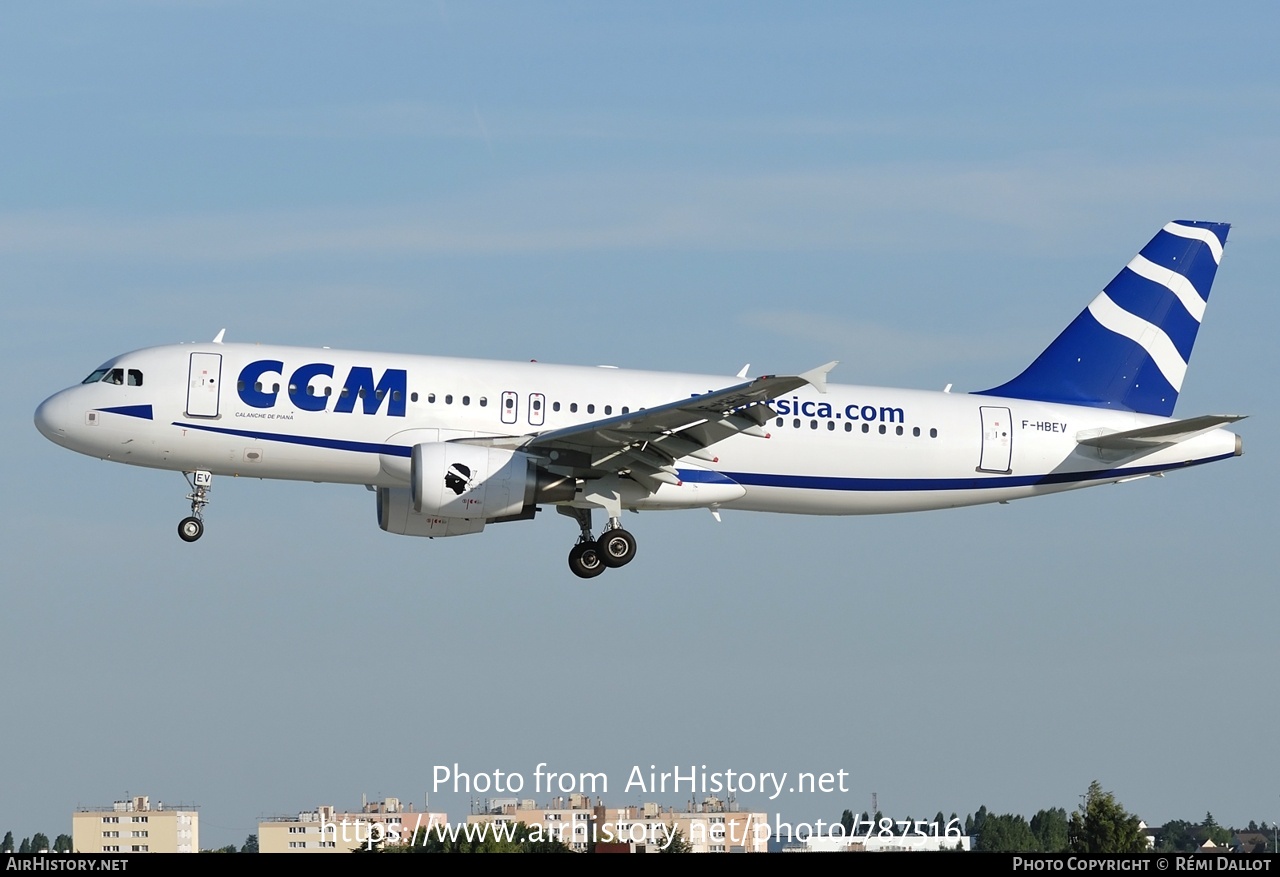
[{"left": 413, "top": 442, "right": 575, "bottom": 520}]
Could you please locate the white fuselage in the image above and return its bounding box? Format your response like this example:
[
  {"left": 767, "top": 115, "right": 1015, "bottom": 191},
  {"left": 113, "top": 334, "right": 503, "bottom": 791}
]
[{"left": 34, "top": 341, "right": 1242, "bottom": 519}]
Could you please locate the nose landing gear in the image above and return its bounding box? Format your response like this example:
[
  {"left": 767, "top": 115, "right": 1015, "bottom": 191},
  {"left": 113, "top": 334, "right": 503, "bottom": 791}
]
[{"left": 178, "top": 470, "right": 212, "bottom": 543}]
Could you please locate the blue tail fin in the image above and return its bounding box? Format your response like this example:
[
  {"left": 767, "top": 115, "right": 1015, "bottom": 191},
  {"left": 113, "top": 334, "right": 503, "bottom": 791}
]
[{"left": 977, "top": 220, "right": 1229, "bottom": 416}]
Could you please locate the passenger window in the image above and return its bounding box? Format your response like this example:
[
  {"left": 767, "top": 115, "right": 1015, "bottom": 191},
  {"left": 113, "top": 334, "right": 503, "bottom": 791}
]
[
  {"left": 411, "top": 392, "right": 419, "bottom": 402},
  {"left": 462, "top": 396, "right": 470, "bottom": 406},
  {"left": 428, "top": 393, "right": 436, "bottom": 403},
  {"left": 930, "top": 428, "right": 938, "bottom": 438},
  {"left": 604, "top": 405, "right": 612, "bottom": 415},
  {"left": 895, "top": 425, "right": 903, "bottom": 436},
  {"left": 445, "top": 394, "right": 452, "bottom": 404},
  {"left": 776, "top": 417, "right": 784, "bottom": 427},
  {"left": 844, "top": 422, "right": 852, "bottom": 432},
  {"left": 553, "top": 402, "right": 561, "bottom": 412},
  {"left": 621, "top": 406, "right": 629, "bottom": 414},
  {"left": 827, "top": 421, "right": 835, "bottom": 431},
  {"left": 479, "top": 397, "right": 487, "bottom": 407},
  {"left": 862, "top": 423, "right": 869, "bottom": 433},
  {"left": 587, "top": 404, "right": 595, "bottom": 414},
  {"left": 878, "top": 424, "right": 886, "bottom": 434},
  {"left": 570, "top": 403, "right": 578, "bottom": 413},
  {"left": 793, "top": 418, "right": 800, "bottom": 428},
  {"left": 913, "top": 427, "right": 920, "bottom": 437}
]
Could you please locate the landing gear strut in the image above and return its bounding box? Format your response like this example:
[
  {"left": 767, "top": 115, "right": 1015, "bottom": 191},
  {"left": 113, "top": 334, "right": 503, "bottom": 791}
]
[
  {"left": 178, "top": 470, "right": 212, "bottom": 543},
  {"left": 559, "top": 506, "right": 638, "bottom": 579}
]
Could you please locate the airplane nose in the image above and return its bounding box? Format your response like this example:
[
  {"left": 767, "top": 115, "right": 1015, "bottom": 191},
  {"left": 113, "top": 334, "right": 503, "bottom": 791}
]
[{"left": 34, "top": 392, "right": 69, "bottom": 443}]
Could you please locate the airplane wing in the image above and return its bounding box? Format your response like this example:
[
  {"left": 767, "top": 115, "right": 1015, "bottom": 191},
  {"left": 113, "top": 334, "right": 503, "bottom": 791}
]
[{"left": 504, "top": 362, "right": 837, "bottom": 492}]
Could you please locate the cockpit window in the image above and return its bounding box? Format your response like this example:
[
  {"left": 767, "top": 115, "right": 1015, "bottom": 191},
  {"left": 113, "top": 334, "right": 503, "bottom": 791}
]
[{"left": 81, "top": 367, "right": 140, "bottom": 386}]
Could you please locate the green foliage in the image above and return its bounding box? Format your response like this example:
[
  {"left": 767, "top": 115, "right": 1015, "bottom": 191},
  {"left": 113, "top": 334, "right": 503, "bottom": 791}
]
[
  {"left": 30, "top": 833, "right": 50, "bottom": 853},
  {"left": 240, "top": 834, "right": 258, "bottom": 854},
  {"left": 840, "top": 810, "right": 854, "bottom": 835},
  {"left": 1, "top": 832, "right": 13, "bottom": 852},
  {"left": 1156, "top": 820, "right": 1197, "bottom": 853},
  {"left": 1031, "top": 808, "right": 1069, "bottom": 853},
  {"left": 658, "top": 825, "right": 691, "bottom": 854},
  {"left": 1201, "top": 812, "right": 1232, "bottom": 847},
  {"left": 1068, "top": 781, "right": 1148, "bottom": 854},
  {"left": 18, "top": 838, "right": 31, "bottom": 854},
  {"left": 976, "top": 813, "right": 1039, "bottom": 852},
  {"left": 53, "top": 835, "right": 73, "bottom": 853}
]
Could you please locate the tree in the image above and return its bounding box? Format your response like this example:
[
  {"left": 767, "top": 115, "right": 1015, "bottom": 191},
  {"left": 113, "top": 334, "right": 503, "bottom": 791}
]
[
  {"left": 31, "top": 833, "right": 50, "bottom": 853},
  {"left": 53, "top": 835, "right": 73, "bottom": 853},
  {"left": 1067, "top": 781, "right": 1148, "bottom": 854},
  {"left": 1, "top": 832, "right": 13, "bottom": 853},
  {"left": 240, "top": 834, "right": 258, "bottom": 854},
  {"left": 840, "top": 810, "right": 855, "bottom": 835},
  {"left": 1031, "top": 808, "right": 1069, "bottom": 853},
  {"left": 1156, "top": 820, "right": 1197, "bottom": 853},
  {"left": 18, "top": 838, "right": 31, "bottom": 854},
  {"left": 659, "top": 824, "right": 691, "bottom": 854},
  {"left": 977, "top": 814, "right": 1039, "bottom": 852},
  {"left": 1199, "top": 813, "right": 1232, "bottom": 848}
]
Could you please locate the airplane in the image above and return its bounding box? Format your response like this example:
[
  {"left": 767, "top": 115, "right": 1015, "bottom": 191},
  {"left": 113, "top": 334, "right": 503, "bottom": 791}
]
[{"left": 34, "top": 220, "right": 1243, "bottom": 578}]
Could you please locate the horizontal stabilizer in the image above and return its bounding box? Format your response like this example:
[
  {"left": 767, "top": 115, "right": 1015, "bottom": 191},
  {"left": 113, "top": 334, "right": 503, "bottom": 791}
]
[{"left": 1076, "top": 414, "right": 1245, "bottom": 450}]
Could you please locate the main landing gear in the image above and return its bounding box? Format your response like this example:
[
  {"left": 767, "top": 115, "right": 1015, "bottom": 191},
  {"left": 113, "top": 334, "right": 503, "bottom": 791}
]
[
  {"left": 178, "top": 470, "right": 212, "bottom": 543},
  {"left": 561, "top": 507, "right": 637, "bottom": 579}
]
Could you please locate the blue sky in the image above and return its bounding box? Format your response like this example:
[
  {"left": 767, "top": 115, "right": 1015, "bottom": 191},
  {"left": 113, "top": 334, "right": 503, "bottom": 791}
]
[{"left": 3, "top": 2, "right": 1278, "bottom": 848}]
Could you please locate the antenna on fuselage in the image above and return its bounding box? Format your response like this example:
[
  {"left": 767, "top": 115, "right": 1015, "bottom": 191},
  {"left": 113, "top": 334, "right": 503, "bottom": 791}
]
[{"left": 212, "top": 329, "right": 226, "bottom": 344}]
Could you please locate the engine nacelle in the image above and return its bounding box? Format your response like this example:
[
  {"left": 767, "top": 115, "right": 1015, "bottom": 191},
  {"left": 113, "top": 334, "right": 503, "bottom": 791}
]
[
  {"left": 411, "top": 442, "right": 575, "bottom": 520},
  {"left": 377, "top": 487, "right": 486, "bottom": 537}
]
